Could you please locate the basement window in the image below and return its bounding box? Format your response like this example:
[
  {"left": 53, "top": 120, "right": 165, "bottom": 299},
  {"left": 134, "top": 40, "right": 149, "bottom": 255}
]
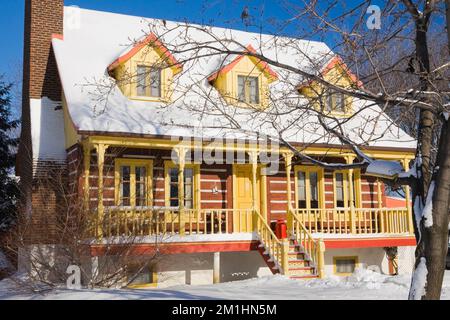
[{"left": 334, "top": 256, "right": 358, "bottom": 275}]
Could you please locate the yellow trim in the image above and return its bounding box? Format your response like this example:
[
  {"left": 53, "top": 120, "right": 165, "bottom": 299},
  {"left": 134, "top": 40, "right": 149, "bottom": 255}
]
[
  {"left": 164, "top": 161, "right": 200, "bottom": 209},
  {"left": 333, "top": 256, "right": 359, "bottom": 276},
  {"left": 86, "top": 136, "right": 415, "bottom": 160},
  {"left": 126, "top": 265, "right": 158, "bottom": 289},
  {"left": 114, "top": 158, "right": 153, "bottom": 207},
  {"left": 294, "top": 166, "right": 325, "bottom": 210}
]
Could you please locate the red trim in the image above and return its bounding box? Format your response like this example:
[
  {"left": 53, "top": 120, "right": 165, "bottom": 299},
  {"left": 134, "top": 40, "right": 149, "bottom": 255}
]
[
  {"left": 207, "top": 44, "right": 279, "bottom": 82},
  {"left": 90, "top": 240, "right": 259, "bottom": 256},
  {"left": 324, "top": 237, "right": 416, "bottom": 249},
  {"left": 297, "top": 55, "right": 363, "bottom": 90},
  {"left": 107, "top": 33, "right": 182, "bottom": 73},
  {"left": 52, "top": 33, "right": 64, "bottom": 40}
]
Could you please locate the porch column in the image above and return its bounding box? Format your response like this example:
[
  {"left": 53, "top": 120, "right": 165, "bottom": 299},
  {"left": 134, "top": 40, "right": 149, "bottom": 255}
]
[
  {"left": 249, "top": 151, "right": 259, "bottom": 231},
  {"left": 83, "top": 142, "right": 91, "bottom": 211},
  {"left": 283, "top": 152, "right": 294, "bottom": 234},
  {"left": 213, "top": 252, "right": 220, "bottom": 284},
  {"left": 376, "top": 177, "right": 385, "bottom": 233},
  {"left": 402, "top": 159, "right": 414, "bottom": 234},
  {"left": 346, "top": 156, "right": 356, "bottom": 234},
  {"left": 94, "top": 143, "right": 108, "bottom": 240},
  {"left": 176, "top": 147, "right": 187, "bottom": 236}
]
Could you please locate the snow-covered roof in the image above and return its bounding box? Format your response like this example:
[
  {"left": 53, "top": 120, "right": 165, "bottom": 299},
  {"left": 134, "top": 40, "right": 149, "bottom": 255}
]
[{"left": 52, "top": 7, "right": 417, "bottom": 150}]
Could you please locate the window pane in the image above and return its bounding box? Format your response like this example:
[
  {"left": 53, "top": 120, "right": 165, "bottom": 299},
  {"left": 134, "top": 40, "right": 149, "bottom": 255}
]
[
  {"left": 135, "top": 166, "right": 147, "bottom": 207},
  {"left": 249, "top": 77, "right": 259, "bottom": 104},
  {"left": 335, "top": 93, "right": 345, "bottom": 112},
  {"left": 238, "top": 76, "right": 245, "bottom": 102},
  {"left": 137, "top": 66, "right": 148, "bottom": 96},
  {"left": 335, "top": 172, "right": 344, "bottom": 202},
  {"left": 120, "top": 166, "right": 131, "bottom": 206},
  {"left": 297, "top": 171, "right": 306, "bottom": 208},
  {"left": 336, "top": 259, "right": 356, "bottom": 274},
  {"left": 326, "top": 91, "right": 333, "bottom": 112},
  {"left": 184, "top": 168, "right": 194, "bottom": 209},
  {"left": 309, "top": 172, "right": 319, "bottom": 208},
  {"left": 169, "top": 168, "right": 179, "bottom": 207},
  {"left": 150, "top": 69, "right": 161, "bottom": 97}
]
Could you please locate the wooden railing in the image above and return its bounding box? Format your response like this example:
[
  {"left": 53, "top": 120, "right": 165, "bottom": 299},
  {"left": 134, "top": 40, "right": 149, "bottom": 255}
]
[
  {"left": 290, "top": 209, "right": 325, "bottom": 277},
  {"left": 293, "top": 207, "right": 411, "bottom": 235},
  {"left": 96, "top": 207, "right": 254, "bottom": 238},
  {"left": 254, "top": 209, "right": 288, "bottom": 274}
]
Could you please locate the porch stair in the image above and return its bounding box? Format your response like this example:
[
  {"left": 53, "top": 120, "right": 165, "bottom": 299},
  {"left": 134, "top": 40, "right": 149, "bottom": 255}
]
[{"left": 257, "top": 238, "right": 318, "bottom": 279}]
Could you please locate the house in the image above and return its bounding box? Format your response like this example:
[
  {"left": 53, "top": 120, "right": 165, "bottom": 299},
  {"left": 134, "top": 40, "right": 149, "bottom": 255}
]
[{"left": 17, "top": 0, "right": 417, "bottom": 288}]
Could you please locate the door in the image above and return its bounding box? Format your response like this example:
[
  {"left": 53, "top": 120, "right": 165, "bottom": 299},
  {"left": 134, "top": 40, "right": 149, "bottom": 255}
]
[{"left": 233, "top": 165, "right": 261, "bottom": 232}]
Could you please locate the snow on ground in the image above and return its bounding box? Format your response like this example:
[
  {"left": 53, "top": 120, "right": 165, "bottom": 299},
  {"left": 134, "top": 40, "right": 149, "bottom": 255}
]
[{"left": 0, "top": 269, "right": 449, "bottom": 300}]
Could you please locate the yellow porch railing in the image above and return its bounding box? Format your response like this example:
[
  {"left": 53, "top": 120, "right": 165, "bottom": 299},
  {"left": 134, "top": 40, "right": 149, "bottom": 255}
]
[
  {"left": 96, "top": 207, "right": 254, "bottom": 238},
  {"left": 292, "top": 208, "right": 411, "bottom": 234},
  {"left": 254, "top": 209, "right": 289, "bottom": 274}
]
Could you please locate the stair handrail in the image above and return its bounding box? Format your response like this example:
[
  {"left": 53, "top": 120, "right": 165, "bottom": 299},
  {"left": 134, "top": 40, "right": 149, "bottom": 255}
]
[
  {"left": 253, "top": 209, "right": 289, "bottom": 274},
  {"left": 289, "top": 208, "right": 325, "bottom": 277}
]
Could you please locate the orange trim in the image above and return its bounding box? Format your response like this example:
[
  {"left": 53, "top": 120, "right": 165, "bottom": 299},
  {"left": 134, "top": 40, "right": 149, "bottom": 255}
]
[
  {"left": 324, "top": 237, "right": 416, "bottom": 249},
  {"left": 52, "top": 33, "right": 64, "bottom": 41},
  {"left": 107, "top": 33, "right": 182, "bottom": 73},
  {"left": 297, "top": 55, "right": 363, "bottom": 90},
  {"left": 89, "top": 240, "right": 259, "bottom": 256},
  {"left": 207, "top": 44, "right": 279, "bottom": 83}
]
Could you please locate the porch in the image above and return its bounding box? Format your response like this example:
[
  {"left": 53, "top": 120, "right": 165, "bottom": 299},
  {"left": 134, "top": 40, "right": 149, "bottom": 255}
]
[{"left": 78, "top": 135, "right": 416, "bottom": 278}]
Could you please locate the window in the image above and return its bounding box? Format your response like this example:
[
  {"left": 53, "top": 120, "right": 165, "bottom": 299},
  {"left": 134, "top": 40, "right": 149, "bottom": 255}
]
[
  {"left": 115, "top": 159, "right": 153, "bottom": 207},
  {"left": 127, "top": 263, "right": 157, "bottom": 288},
  {"left": 137, "top": 65, "right": 161, "bottom": 97},
  {"left": 334, "top": 257, "right": 358, "bottom": 275},
  {"left": 325, "top": 90, "right": 346, "bottom": 113},
  {"left": 296, "top": 167, "right": 322, "bottom": 209},
  {"left": 237, "top": 75, "right": 260, "bottom": 104},
  {"left": 335, "top": 172, "right": 345, "bottom": 207},
  {"left": 334, "top": 170, "right": 360, "bottom": 208},
  {"left": 166, "top": 163, "right": 198, "bottom": 209}
]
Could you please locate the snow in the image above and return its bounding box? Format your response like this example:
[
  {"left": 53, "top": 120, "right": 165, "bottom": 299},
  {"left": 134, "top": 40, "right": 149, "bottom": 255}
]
[
  {"left": 1, "top": 269, "right": 449, "bottom": 300},
  {"left": 30, "top": 98, "right": 67, "bottom": 161},
  {"left": 365, "top": 160, "right": 404, "bottom": 178},
  {"left": 423, "top": 181, "right": 435, "bottom": 228},
  {"left": 51, "top": 7, "right": 417, "bottom": 150},
  {"left": 409, "top": 257, "right": 428, "bottom": 300}
]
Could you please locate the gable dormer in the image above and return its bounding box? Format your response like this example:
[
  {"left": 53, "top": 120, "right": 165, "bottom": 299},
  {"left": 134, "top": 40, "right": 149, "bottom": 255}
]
[
  {"left": 297, "top": 56, "right": 363, "bottom": 117},
  {"left": 208, "top": 45, "right": 278, "bottom": 109},
  {"left": 108, "top": 33, "right": 182, "bottom": 102}
]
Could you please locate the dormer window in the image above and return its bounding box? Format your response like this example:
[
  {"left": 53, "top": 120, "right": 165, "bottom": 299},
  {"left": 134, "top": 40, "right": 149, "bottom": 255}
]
[
  {"left": 137, "top": 65, "right": 161, "bottom": 98},
  {"left": 325, "top": 90, "right": 346, "bottom": 113},
  {"left": 237, "top": 75, "right": 260, "bottom": 104}
]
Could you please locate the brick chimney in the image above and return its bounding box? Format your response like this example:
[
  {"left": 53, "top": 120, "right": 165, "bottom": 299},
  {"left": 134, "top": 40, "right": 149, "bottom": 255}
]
[{"left": 17, "top": 0, "right": 64, "bottom": 214}]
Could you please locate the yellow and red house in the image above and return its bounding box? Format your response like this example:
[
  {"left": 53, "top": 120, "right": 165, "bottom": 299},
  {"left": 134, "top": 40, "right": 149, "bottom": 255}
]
[{"left": 18, "top": 1, "right": 417, "bottom": 287}]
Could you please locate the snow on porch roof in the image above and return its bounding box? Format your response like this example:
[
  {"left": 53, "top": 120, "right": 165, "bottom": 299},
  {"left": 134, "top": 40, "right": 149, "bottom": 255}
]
[{"left": 51, "top": 7, "right": 417, "bottom": 150}]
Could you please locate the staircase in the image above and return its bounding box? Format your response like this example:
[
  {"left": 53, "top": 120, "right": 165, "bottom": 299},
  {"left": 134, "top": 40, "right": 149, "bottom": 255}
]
[
  {"left": 258, "top": 237, "right": 319, "bottom": 279},
  {"left": 255, "top": 209, "right": 325, "bottom": 280}
]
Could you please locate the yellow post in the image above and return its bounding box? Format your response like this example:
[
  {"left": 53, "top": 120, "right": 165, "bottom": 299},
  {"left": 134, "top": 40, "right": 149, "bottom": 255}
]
[
  {"left": 376, "top": 178, "right": 385, "bottom": 232},
  {"left": 402, "top": 159, "right": 414, "bottom": 234},
  {"left": 346, "top": 156, "right": 356, "bottom": 234},
  {"left": 177, "top": 147, "right": 186, "bottom": 236},
  {"left": 83, "top": 142, "right": 91, "bottom": 212},
  {"left": 281, "top": 239, "right": 290, "bottom": 276},
  {"left": 283, "top": 152, "right": 294, "bottom": 235},
  {"left": 250, "top": 151, "right": 259, "bottom": 231},
  {"left": 317, "top": 238, "right": 326, "bottom": 278},
  {"left": 94, "top": 143, "right": 107, "bottom": 240}
]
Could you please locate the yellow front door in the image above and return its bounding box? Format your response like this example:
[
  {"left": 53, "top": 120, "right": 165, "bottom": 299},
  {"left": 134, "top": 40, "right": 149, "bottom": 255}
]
[{"left": 234, "top": 165, "right": 260, "bottom": 232}]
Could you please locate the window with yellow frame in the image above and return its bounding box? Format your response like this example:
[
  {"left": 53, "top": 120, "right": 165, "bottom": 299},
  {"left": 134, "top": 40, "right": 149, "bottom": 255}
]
[
  {"left": 164, "top": 161, "right": 200, "bottom": 209},
  {"left": 294, "top": 166, "right": 325, "bottom": 209},
  {"left": 114, "top": 159, "right": 153, "bottom": 207},
  {"left": 333, "top": 256, "right": 359, "bottom": 276},
  {"left": 333, "top": 169, "right": 361, "bottom": 208}
]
